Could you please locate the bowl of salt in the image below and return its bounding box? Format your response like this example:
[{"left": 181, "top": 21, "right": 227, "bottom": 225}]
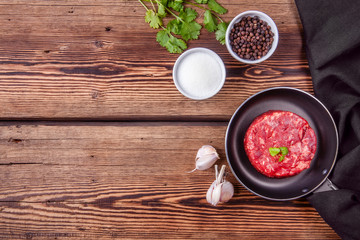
[{"left": 172, "top": 48, "right": 226, "bottom": 100}]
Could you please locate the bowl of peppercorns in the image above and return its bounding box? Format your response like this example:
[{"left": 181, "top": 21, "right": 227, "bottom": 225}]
[{"left": 225, "top": 10, "right": 279, "bottom": 64}]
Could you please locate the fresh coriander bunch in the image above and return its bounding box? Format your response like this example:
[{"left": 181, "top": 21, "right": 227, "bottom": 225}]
[{"left": 139, "top": 0, "right": 229, "bottom": 53}]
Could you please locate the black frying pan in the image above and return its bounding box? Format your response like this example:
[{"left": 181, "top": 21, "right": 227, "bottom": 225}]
[{"left": 225, "top": 87, "right": 339, "bottom": 200}]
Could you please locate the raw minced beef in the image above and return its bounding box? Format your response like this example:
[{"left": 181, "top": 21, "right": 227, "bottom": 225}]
[{"left": 244, "top": 110, "right": 317, "bottom": 178}]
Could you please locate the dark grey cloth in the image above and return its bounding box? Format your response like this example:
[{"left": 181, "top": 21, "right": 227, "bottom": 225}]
[{"left": 295, "top": 0, "right": 360, "bottom": 239}]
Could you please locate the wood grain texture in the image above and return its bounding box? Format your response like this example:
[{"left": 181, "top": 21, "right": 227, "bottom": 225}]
[
  {"left": 0, "top": 0, "right": 312, "bottom": 121},
  {"left": 0, "top": 1, "right": 339, "bottom": 239},
  {"left": 0, "top": 123, "right": 338, "bottom": 239}
]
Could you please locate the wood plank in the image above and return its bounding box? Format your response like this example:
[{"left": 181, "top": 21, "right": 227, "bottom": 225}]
[
  {"left": 0, "top": 123, "right": 338, "bottom": 239},
  {"left": 0, "top": 0, "right": 312, "bottom": 121}
]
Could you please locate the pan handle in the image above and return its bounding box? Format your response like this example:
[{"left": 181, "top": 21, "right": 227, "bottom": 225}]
[{"left": 313, "top": 178, "right": 338, "bottom": 193}]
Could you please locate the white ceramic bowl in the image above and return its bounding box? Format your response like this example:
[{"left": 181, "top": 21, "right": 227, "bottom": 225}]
[
  {"left": 172, "top": 48, "right": 226, "bottom": 100},
  {"left": 225, "top": 10, "right": 279, "bottom": 64}
]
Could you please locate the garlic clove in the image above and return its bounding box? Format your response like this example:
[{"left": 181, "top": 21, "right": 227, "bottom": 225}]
[
  {"left": 206, "top": 180, "right": 222, "bottom": 206},
  {"left": 206, "top": 180, "right": 217, "bottom": 205},
  {"left": 219, "top": 181, "right": 234, "bottom": 203},
  {"left": 195, "top": 153, "right": 219, "bottom": 171},
  {"left": 188, "top": 145, "right": 220, "bottom": 173},
  {"left": 210, "top": 183, "right": 222, "bottom": 206},
  {"left": 196, "top": 145, "right": 219, "bottom": 160}
]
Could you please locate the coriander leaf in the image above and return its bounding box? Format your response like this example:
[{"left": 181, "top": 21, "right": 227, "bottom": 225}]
[
  {"left": 159, "top": 0, "right": 168, "bottom": 6},
  {"left": 156, "top": 29, "right": 170, "bottom": 46},
  {"left": 167, "top": 19, "right": 182, "bottom": 35},
  {"left": 179, "top": 8, "right": 198, "bottom": 23},
  {"left": 145, "top": 10, "right": 163, "bottom": 29},
  {"left": 203, "top": 10, "right": 217, "bottom": 32},
  {"left": 279, "top": 147, "right": 289, "bottom": 156},
  {"left": 215, "top": 21, "right": 228, "bottom": 44},
  {"left": 269, "top": 147, "right": 280, "bottom": 157},
  {"left": 180, "top": 21, "right": 202, "bottom": 41},
  {"left": 195, "top": 0, "right": 208, "bottom": 3},
  {"left": 139, "top": 0, "right": 228, "bottom": 54},
  {"left": 167, "top": 35, "right": 187, "bottom": 53},
  {"left": 208, "top": 0, "right": 227, "bottom": 14},
  {"left": 157, "top": 3, "right": 167, "bottom": 18},
  {"left": 156, "top": 29, "right": 187, "bottom": 53},
  {"left": 269, "top": 146, "right": 288, "bottom": 162},
  {"left": 168, "top": 0, "right": 184, "bottom": 12},
  {"left": 157, "top": 0, "right": 168, "bottom": 16}
]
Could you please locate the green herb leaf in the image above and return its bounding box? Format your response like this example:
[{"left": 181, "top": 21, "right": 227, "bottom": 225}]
[
  {"left": 156, "top": 29, "right": 187, "bottom": 53},
  {"left": 279, "top": 147, "right": 289, "bottom": 156},
  {"left": 167, "top": 19, "right": 182, "bottom": 35},
  {"left": 139, "top": 0, "right": 228, "bottom": 54},
  {"left": 167, "top": 34, "right": 187, "bottom": 53},
  {"left": 269, "top": 147, "right": 289, "bottom": 162},
  {"left": 177, "top": 8, "right": 201, "bottom": 40},
  {"left": 269, "top": 147, "right": 281, "bottom": 157},
  {"left": 145, "top": 10, "right": 163, "bottom": 29},
  {"left": 204, "top": 10, "right": 218, "bottom": 32},
  {"left": 179, "top": 8, "right": 198, "bottom": 22},
  {"left": 180, "top": 21, "right": 202, "bottom": 41},
  {"left": 156, "top": 29, "right": 170, "bottom": 46},
  {"left": 195, "top": 0, "right": 208, "bottom": 3},
  {"left": 159, "top": 0, "right": 168, "bottom": 7},
  {"left": 215, "top": 21, "right": 228, "bottom": 44},
  {"left": 168, "top": 0, "right": 184, "bottom": 12},
  {"left": 157, "top": 3, "right": 167, "bottom": 18},
  {"left": 207, "top": 0, "right": 227, "bottom": 14}
]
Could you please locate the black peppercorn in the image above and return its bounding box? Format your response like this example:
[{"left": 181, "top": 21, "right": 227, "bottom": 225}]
[{"left": 229, "top": 15, "right": 274, "bottom": 61}]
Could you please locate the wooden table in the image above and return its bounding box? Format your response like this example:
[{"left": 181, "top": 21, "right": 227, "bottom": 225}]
[{"left": 0, "top": 0, "right": 340, "bottom": 239}]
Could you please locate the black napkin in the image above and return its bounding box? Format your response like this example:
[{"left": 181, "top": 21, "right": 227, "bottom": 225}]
[{"left": 295, "top": 0, "right": 360, "bottom": 239}]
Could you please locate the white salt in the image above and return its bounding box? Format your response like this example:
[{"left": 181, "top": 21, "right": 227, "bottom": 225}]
[{"left": 176, "top": 51, "right": 224, "bottom": 99}]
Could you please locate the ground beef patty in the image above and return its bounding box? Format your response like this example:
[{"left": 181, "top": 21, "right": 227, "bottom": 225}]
[{"left": 244, "top": 110, "right": 317, "bottom": 178}]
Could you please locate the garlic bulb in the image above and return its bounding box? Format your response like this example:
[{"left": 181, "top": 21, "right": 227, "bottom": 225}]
[
  {"left": 206, "top": 165, "right": 234, "bottom": 206},
  {"left": 188, "top": 145, "right": 219, "bottom": 173},
  {"left": 218, "top": 181, "right": 234, "bottom": 203}
]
